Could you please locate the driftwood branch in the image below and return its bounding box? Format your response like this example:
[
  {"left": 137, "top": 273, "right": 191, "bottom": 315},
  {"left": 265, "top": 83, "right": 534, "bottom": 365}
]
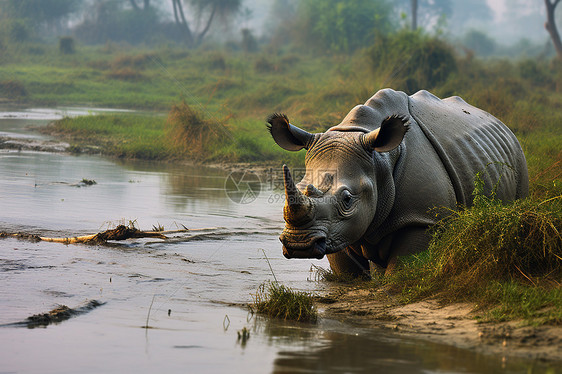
[
  {"left": 545, "top": 0, "right": 562, "bottom": 59},
  {"left": 0, "top": 225, "right": 218, "bottom": 245},
  {"left": 44, "top": 225, "right": 168, "bottom": 244}
]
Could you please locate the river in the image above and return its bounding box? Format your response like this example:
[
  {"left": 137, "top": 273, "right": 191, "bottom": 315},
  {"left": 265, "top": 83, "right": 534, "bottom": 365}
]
[{"left": 0, "top": 108, "right": 556, "bottom": 373}]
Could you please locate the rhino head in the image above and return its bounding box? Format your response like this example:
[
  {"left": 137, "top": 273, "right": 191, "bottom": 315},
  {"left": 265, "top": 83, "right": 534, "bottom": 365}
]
[{"left": 267, "top": 113, "right": 409, "bottom": 260}]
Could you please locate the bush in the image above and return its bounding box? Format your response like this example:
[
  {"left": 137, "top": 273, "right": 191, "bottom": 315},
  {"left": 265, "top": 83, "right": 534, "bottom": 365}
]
[
  {"left": 294, "top": 0, "right": 393, "bottom": 53},
  {"left": 207, "top": 53, "right": 227, "bottom": 71},
  {"left": 387, "top": 172, "right": 562, "bottom": 306},
  {"left": 429, "top": 195, "right": 562, "bottom": 290},
  {"left": 254, "top": 56, "right": 277, "bottom": 73},
  {"left": 462, "top": 30, "right": 497, "bottom": 57},
  {"left": 241, "top": 28, "right": 258, "bottom": 53},
  {"left": 59, "top": 36, "right": 75, "bottom": 54},
  {"left": 0, "top": 18, "right": 31, "bottom": 43},
  {"left": 369, "top": 30, "right": 457, "bottom": 93},
  {"left": 0, "top": 80, "right": 27, "bottom": 99},
  {"left": 166, "top": 100, "right": 231, "bottom": 158}
]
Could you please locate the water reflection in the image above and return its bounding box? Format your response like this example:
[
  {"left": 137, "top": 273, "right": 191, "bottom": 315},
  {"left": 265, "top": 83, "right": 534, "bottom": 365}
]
[{"left": 255, "top": 317, "right": 555, "bottom": 374}]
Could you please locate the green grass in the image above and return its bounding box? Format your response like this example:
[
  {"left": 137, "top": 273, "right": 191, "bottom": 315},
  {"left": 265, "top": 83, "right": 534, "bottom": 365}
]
[
  {"left": 2, "top": 40, "right": 560, "bottom": 171},
  {"left": 2, "top": 41, "right": 557, "bottom": 179},
  {"left": 42, "top": 104, "right": 306, "bottom": 164},
  {"left": 252, "top": 281, "right": 317, "bottom": 323},
  {"left": 42, "top": 113, "right": 170, "bottom": 160},
  {"left": 378, "top": 186, "right": 561, "bottom": 325},
  {"left": 481, "top": 281, "right": 562, "bottom": 325}
]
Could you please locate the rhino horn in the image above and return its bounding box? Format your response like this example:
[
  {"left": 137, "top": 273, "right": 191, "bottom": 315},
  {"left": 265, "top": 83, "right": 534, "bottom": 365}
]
[{"left": 282, "top": 165, "right": 315, "bottom": 226}]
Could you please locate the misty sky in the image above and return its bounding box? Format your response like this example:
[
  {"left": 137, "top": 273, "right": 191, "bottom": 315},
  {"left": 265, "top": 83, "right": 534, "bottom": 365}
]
[{"left": 484, "top": 0, "right": 547, "bottom": 43}]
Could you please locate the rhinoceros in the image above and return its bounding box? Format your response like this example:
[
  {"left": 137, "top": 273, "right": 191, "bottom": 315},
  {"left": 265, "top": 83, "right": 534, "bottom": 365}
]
[{"left": 267, "top": 88, "right": 529, "bottom": 275}]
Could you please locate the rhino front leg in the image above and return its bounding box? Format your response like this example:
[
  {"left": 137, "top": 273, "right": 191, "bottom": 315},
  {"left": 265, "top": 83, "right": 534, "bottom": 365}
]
[
  {"left": 384, "top": 226, "right": 431, "bottom": 274},
  {"left": 327, "top": 247, "right": 370, "bottom": 277}
]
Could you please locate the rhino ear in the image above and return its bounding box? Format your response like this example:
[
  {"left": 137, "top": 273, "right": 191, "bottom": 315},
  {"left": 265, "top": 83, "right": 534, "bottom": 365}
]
[
  {"left": 267, "top": 113, "right": 315, "bottom": 151},
  {"left": 362, "top": 115, "right": 409, "bottom": 153}
]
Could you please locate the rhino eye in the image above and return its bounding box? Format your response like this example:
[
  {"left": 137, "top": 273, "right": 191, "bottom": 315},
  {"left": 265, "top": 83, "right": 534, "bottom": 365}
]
[{"left": 341, "top": 190, "right": 354, "bottom": 210}]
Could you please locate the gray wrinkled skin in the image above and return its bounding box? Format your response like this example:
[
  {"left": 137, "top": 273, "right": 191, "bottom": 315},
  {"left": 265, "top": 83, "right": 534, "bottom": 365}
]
[{"left": 269, "top": 89, "right": 529, "bottom": 275}]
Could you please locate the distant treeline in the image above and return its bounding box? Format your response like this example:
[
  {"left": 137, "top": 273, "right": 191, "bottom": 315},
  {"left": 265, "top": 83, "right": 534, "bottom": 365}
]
[{"left": 0, "top": 0, "right": 558, "bottom": 58}]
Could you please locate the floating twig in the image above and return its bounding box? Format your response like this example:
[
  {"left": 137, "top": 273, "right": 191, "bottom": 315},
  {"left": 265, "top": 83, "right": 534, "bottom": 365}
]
[{"left": 40, "top": 225, "right": 168, "bottom": 244}]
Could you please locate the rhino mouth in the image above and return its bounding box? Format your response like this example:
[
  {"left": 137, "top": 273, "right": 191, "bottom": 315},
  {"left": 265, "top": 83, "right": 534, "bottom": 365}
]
[{"left": 280, "top": 234, "right": 327, "bottom": 259}]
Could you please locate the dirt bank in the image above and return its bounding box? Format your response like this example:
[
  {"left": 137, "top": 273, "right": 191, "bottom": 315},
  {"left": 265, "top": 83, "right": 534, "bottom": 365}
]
[{"left": 316, "top": 285, "right": 562, "bottom": 362}]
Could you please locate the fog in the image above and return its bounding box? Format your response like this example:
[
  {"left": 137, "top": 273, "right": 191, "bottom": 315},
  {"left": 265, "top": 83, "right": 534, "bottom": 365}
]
[{"left": 0, "top": 0, "right": 559, "bottom": 57}]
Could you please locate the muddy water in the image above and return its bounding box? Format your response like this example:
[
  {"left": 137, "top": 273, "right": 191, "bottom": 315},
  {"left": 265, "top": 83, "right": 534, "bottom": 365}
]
[{"left": 0, "top": 109, "right": 555, "bottom": 373}]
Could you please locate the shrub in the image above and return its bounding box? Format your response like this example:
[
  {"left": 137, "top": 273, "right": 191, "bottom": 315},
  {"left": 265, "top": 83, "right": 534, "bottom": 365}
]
[
  {"left": 294, "top": 0, "right": 393, "bottom": 53},
  {"left": 388, "top": 172, "right": 562, "bottom": 306},
  {"left": 166, "top": 100, "right": 231, "bottom": 158},
  {"left": 0, "top": 80, "right": 27, "bottom": 99},
  {"left": 369, "top": 30, "right": 457, "bottom": 93},
  {"left": 254, "top": 56, "right": 277, "bottom": 73},
  {"left": 462, "top": 30, "right": 497, "bottom": 57},
  {"left": 429, "top": 195, "right": 562, "bottom": 290},
  {"left": 241, "top": 28, "right": 258, "bottom": 53},
  {"left": 0, "top": 19, "right": 31, "bottom": 43},
  {"left": 207, "top": 53, "right": 226, "bottom": 70},
  {"left": 59, "top": 36, "right": 75, "bottom": 54}
]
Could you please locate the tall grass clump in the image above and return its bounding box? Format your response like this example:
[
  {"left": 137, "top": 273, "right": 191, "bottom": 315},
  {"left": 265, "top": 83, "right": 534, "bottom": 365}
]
[
  {"left": 165, "top": 100, "right": 231, "bottom": 158},
  {"left": 428, "top": 193, "right": 561, "bottom": 294},
  {"left": 253, "top": 281, "right": 317, "bottom": 323},
  {"left": 386, "top": 173, "right": 562, "bottom": 323}
]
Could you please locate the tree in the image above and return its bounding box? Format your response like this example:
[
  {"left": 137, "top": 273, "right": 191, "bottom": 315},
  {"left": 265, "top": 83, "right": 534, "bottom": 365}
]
[
  {"left": 544, "top": 0, "right": 562, "bottom": 59},
  {"left": 397, "top": 0, "right": 451, "bottom": 31},
  {"left": 411, "top": 0, "right": 418, "bottom": 30},
  {"left": 73, "top": 0, "right": 162, "bottom": 45},
  {"left": 295, "top": 0, "right": 393, "bottom": 53},
  {"left": 369, "top": 30, "right": 457, "bottom": 93},
  {"left": 267, "top": 0, "right": 297, "bottom": 46},
  {"left": 171, "top": 0, "right": 242, "bottom": 48},
  {"left": 462, "top": 29, "right": 497, "bottom": 56},
  {"left": 0, "top": 0, "right": 80, "bottom": 35},
  {"left": 129, "top": 0, "right": 150, "bottom": 11}
]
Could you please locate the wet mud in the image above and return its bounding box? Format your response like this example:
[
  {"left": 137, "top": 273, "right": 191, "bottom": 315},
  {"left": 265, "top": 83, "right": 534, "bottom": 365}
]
[
  {"left": 316, "top": 284, "right": 562, "bottom": 363},
  {"left": 0, "top": 135, "right": 69, "bottom": 153}
]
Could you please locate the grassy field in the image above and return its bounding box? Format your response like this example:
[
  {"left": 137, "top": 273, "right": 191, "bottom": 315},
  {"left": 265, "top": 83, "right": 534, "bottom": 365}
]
[
  {"left": 2, "top": 35, "right": 561, "bottom": 324},
  {"left": 2, "top": 37, "right": 560, "bottom": 181}
]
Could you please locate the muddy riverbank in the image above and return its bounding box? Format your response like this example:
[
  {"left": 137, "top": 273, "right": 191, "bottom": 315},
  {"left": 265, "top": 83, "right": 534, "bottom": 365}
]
[{"left": 317, "top": 284, "right": 562, "bottom": 363}]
